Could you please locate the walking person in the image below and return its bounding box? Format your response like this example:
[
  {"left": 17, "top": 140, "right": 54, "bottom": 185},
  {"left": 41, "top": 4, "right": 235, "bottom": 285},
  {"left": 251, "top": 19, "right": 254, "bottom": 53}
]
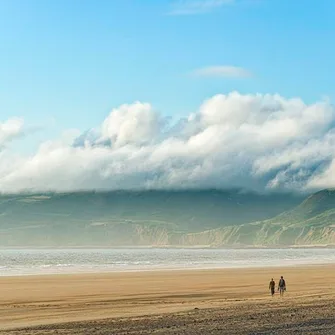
[
  {"left": 269, "top": 278, "right": 276, "bottom": 297},
  {"left": 278, "top": 276, "right": 286, "bottom": 296}
]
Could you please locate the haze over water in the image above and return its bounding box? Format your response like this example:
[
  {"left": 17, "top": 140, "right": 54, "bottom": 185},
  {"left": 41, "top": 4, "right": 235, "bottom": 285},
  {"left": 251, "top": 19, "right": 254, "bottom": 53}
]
[{"left": 1, "top": 248, "right": 334, "bottom": 277}]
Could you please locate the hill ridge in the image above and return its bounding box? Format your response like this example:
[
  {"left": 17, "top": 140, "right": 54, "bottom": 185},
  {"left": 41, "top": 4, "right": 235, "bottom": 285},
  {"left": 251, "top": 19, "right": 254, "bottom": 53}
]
[{"left": 1, "top": 189, "right": 335, "bottom": 247}]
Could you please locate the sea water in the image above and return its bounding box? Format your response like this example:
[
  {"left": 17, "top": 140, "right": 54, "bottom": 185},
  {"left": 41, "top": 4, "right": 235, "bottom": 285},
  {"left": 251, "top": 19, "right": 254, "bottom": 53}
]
[{"left": 0, "top": 248, "right": 334, "bottom": 276}]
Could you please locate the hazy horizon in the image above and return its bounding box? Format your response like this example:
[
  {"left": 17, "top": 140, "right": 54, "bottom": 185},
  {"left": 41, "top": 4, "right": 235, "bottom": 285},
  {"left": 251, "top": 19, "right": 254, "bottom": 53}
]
[{"left": 1, "top": 189, "right": 334, "bottom": 248}]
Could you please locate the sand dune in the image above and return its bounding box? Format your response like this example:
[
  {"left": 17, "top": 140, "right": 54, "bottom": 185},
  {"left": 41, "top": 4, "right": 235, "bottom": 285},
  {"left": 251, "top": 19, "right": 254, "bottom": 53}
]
[{"left": 0, "top": 265, "right": 334, "bottom": 334}]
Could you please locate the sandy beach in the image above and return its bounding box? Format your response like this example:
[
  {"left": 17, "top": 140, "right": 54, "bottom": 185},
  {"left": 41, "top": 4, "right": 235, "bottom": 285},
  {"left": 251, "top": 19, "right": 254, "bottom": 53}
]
[{"left": 1, "top": 265, "right": 334, "bottom": 334}]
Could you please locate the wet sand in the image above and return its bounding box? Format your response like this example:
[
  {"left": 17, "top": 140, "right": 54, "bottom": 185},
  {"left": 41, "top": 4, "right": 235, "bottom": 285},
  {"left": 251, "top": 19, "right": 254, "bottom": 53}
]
[{"left": 0, "top": 265, "right": 334, "bottom": 334}]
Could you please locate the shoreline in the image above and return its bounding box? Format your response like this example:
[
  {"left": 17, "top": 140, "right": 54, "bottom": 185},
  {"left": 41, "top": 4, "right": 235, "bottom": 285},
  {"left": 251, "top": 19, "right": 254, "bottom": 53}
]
[
  {"left": 1, "top": 245, "right": 335, "bottom": 249},
  {"left": 1, "top": 260, "right": 335, "bottom": 278},
  {"left": 2, "top": 247, "right": 335, "bottom": 277}
]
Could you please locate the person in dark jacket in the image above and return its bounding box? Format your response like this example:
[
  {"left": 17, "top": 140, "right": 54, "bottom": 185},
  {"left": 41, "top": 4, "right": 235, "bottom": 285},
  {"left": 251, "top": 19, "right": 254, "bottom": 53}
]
[
  {"left": 269, "top": 278, "right": 276, "bottom": 296},
  {"left": 278, "top": 276, "right": 286, "bottom": 296}
]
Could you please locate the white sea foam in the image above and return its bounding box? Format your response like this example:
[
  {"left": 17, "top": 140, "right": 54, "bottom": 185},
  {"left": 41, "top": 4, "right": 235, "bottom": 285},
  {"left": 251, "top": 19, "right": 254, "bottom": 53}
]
[{"left": 0, "top": 248, "right": 334, "bottom": 276}]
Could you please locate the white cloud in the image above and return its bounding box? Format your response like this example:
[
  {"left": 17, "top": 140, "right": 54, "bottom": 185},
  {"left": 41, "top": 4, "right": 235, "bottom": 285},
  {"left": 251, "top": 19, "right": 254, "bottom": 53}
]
[
  {"left": 0, "top": 118, "right": 24, "bottom": 147},
  {"left": 168, "top": 0, "right": 234, "bottom": 15},
  {"left": 192, "top": 66, "right": 252, "bottom": 78},
  {"left": 100, "top": 102, "right": 164, "bottom": 148},
  {"left": 1, "top": 92, "right": 335, "bottom": 194}
]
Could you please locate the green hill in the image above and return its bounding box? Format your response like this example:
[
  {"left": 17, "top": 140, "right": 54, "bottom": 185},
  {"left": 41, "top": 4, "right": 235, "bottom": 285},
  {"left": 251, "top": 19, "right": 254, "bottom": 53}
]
[
  {"left": 2, "top": 189, "right": 334, "bottom": 247},
  {"left": 0, "top": 190, "right": 301, "bottom": 247},
  {"left": 181, "top": 189, "right": 335, "bottom": 247}
]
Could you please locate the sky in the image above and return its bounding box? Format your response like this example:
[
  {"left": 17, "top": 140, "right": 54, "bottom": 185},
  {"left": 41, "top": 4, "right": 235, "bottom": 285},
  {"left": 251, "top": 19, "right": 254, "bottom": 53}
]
[{"left": 1, "top": 0, "right": 335, "bottom": 193}]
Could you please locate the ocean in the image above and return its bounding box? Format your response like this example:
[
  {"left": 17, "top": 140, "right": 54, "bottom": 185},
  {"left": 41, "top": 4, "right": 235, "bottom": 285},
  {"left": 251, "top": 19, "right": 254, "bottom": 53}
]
[{"left": 0, "top": 248, "right": 334, "bottom": 276}]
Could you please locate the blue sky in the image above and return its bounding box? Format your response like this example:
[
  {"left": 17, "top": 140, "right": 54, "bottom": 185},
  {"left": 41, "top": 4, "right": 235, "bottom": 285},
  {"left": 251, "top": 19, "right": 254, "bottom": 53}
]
[
  {"left": 1, "top": 0, "right": 334, "bottom": 134},
  {"left": 1, "top": 0, "right": 335, "bottom": 194}
]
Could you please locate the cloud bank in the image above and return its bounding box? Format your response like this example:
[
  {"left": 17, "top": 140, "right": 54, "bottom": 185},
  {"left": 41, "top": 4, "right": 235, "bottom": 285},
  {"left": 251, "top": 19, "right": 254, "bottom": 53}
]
[
  {"left": 0, "top": 118, "right": 24, "bottom": 147},
  {"left": 1, "top": 92, "right": 335, "bottom": 194}
]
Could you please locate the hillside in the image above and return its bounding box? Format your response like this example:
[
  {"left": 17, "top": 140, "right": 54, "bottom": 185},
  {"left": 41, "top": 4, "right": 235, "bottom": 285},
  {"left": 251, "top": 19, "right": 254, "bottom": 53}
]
[
  {"left": 2, "top": 189, "right": 334, "bottom": 247},
  {"left": 0, "top": 190, "right": 301, "bottom": 247},
  {"left": 180, "top": 189, "right": 335, "bottom": 247}
]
